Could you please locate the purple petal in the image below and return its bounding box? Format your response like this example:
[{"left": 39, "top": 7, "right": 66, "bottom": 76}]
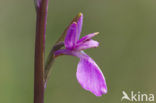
[
  {"left": 76, "top": 54, "right": 107, "bottom": 96},
  {"left": 65, "top": 22, "right": 77, "bottom": 49},
  {"left": 54, "top": 49, "right": 85, "bottom": 58},
  {"left": 77, "top": 32, "right": 99, "bottom": 45},
  {"left": 76, "top": 13, "right": 83, "bottom": 40},
  {"left": 75, "top": 39, "right": 99, "bottom": 50},
  {"left": 54, "top": 49, "right": 73, "bottom": 57}
]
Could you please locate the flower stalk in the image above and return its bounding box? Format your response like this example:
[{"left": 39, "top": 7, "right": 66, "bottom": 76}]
[
  {"left": 34, "top": 0, "right": 48, "bottom": 103},
  {"left": 44, "top": 41, "right": 64, "bottom": 86}
]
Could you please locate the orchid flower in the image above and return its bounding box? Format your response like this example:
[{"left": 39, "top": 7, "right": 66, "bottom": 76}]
[{"left": 54, "top": 13, "right": 107, "bottom": 96}]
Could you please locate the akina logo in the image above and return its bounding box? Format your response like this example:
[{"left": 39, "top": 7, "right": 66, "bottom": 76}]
[{"left": 121, "top": 91, "right": 155, "bottom": 102}]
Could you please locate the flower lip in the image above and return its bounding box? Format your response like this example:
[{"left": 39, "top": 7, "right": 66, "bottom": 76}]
[{"left": 76, "top": 52, "right": 107, "bottom": 96}]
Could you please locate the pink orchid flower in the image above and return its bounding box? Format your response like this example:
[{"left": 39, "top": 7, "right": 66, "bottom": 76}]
[{"left": 55, "top": 13, "right": 107, "bottom": 96}]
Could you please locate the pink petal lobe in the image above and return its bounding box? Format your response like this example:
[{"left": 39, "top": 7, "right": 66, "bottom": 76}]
[
  {"left": 76, "top": 13, "right": 83, "bottom": 40},
  {"left": 75, "top": 39, "right": 99, "bottom": 50},
  {"left": 65, "top": 22, "right": 77, "bottom": 49},
  {"left": 76, "top": 54, "right": 107, "bottom": 96},
  {"left": 77, "top": 32, "right": 99, "bottom": 44}
]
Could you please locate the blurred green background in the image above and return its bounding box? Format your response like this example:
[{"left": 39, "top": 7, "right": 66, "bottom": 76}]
[{"left": 0, "top": 0, "right": 156, "bottom": 103}]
